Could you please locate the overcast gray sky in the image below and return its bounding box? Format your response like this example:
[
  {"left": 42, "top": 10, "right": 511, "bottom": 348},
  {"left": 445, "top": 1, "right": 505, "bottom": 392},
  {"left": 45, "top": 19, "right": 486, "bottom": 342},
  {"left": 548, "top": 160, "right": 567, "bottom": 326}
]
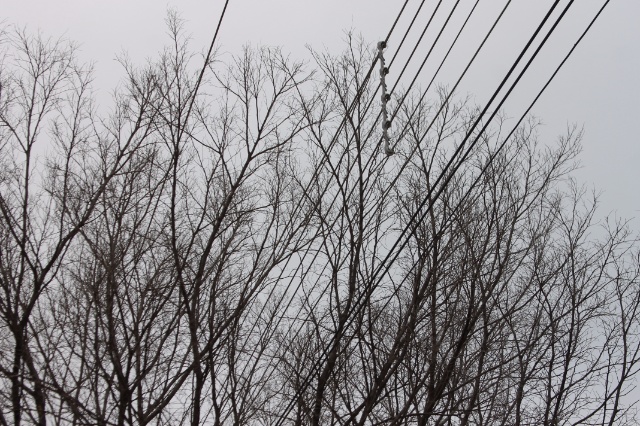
[{"left": 4, "top": 0, "right": 639, "bottom": 223}]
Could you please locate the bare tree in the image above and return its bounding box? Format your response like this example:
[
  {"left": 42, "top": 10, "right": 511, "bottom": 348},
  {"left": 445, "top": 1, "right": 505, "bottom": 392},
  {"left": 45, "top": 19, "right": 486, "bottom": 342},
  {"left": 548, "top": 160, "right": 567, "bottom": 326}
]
[
  {"left": 0, "top": 26, "right": 160, "bottom": 425},
  {"left": 1, "top": 19, "right": 639, "bottom": 426}
]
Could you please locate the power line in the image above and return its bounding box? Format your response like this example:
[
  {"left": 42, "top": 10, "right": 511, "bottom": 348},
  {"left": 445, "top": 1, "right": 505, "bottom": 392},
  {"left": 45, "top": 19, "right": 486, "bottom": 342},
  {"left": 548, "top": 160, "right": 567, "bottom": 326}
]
[
  {"left": 268, "top": 1, "right": 587, "bottom": 422},
  {"left": 350, "top": 0, "right": 585, "bottom": 418},
  {"left": 389, "top": 0, "right": 428, "bottom": 67},
  {"left": 225, "top": 2, "right": 604, "bottom": 423},
  {"left": 258, "top": 0, "right": 502, "bottom": 422},
  {"left": 360, "top": 1, "right": 613, "bottom": 420},
  {"left": 346, "top": 0, "right": 573, "bottom": 372},
  {"left": 177, "top": 0, "right": 230, "bottom": 144}
]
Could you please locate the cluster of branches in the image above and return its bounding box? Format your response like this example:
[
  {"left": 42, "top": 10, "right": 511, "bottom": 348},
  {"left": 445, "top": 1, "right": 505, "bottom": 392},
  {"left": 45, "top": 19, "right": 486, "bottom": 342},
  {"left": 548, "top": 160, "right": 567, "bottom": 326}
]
[{"left": 1, "top": 20, "right": 639, "bottom": 426}]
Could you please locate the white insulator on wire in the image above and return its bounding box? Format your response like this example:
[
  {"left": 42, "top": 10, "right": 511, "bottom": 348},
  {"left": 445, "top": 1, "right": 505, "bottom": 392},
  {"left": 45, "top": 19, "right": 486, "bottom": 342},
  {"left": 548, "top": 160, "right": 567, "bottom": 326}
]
[{"left": 377, "top": 41, "right": 394, "bottom": 156}]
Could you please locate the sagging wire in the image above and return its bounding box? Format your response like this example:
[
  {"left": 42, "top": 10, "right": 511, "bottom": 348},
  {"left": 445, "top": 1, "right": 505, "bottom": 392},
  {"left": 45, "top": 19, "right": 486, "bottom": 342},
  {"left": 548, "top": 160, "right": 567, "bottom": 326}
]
[{"left": 377, "top": 41, "right": 394, "bottom": 155}]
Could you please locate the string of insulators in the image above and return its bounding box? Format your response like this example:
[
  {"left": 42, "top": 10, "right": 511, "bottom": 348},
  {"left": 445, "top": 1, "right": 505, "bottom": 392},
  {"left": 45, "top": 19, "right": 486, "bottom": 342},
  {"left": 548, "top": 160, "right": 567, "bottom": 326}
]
[{"left": 377, "top": 41, "right": 394, "bottom": 156}]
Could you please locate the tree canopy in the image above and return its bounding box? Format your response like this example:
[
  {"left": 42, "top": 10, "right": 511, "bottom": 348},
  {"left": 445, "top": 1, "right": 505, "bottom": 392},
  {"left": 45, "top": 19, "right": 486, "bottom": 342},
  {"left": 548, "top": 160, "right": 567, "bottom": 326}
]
[{"left": 1, "top": 15, "right": 639, "bottom": 425}]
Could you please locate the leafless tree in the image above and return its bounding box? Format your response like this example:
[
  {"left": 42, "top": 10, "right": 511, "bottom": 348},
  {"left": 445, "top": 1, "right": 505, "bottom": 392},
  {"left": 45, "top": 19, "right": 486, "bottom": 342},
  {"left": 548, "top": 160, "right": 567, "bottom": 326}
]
[{"left": 1, "top": 19, "right": 639, "bottom": 426}]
